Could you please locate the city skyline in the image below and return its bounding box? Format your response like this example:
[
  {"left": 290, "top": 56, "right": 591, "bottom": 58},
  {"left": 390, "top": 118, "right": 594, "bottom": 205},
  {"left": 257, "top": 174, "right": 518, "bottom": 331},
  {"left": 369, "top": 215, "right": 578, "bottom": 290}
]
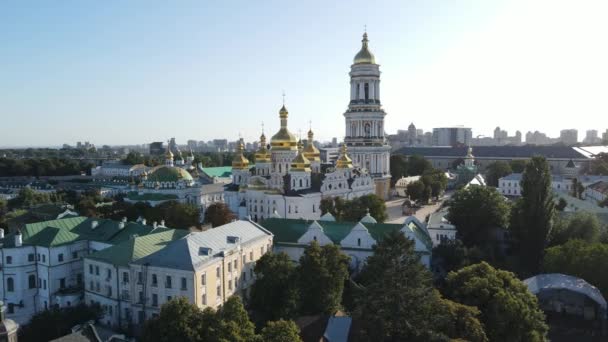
[{"left": 2, "top": 0, "right": 608, "bottom": 147}]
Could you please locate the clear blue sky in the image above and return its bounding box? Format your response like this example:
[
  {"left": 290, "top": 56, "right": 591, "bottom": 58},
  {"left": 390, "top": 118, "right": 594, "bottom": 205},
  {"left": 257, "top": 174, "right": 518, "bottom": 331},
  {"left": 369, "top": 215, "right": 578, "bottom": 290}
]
[{"left": 1, "top": 0, "right": 607, "bottom": 147}]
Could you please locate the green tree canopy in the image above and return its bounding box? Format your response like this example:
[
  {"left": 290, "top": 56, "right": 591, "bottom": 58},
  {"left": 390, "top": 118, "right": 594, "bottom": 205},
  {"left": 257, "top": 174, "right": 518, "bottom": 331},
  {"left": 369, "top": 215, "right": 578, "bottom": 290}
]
[
  {"left": 20, "top": 304, "right": 103, "bottom": 342},
  {"left": 444, "top": 262, "right": 548, "bottom": 342},
  {"left": 141, "top": 297, "right": 207, "bottom": 342},
  {"left": 408, "top": 155, "right": 433, "bottom": 175},
  {"left": 509, "top": 159, "right": 528, "bottom": 173},
  {"left": 549, "top": 212, "right": 603, "bottom": 246},
  {"left": 259, "top": 319, "right": 303, "bottom": 342},
  {"left": 447, "top": 185, "right": 510, "bottom": 247},
  {"left": 217, "top": 295, "right": 257, "bottom": 342},
  {"left": 249, "top": 252, "right": 299, "bottom": 323},
  {"left": 204, "top": 202, "right": 236, "bottom": 227},
  {"left": 390, "top": 154, "right": 409, "bottom": 186},
  {"left": 298, "top": 241, "right": 350, "bottom": 315},
  {"left": 485, "top": 161, "right": 513, "bottom": 187},
  {"left": 543, "top": 240, "right": 608, "bottom": 297},
  {"left": 406, "top": 180, "right": 427, "bottom": 203},
  {"left": 353, "top": 231, "right": 487, "bottom": 341},
  {"left": 421, "top": 168, "right": 448, "bottom": 199},
  {"left": 510, "top": 156, "right": 555, "bottom": 275},
  {"left": 319, "top": 195, "right": 386, "bottom": 223}
]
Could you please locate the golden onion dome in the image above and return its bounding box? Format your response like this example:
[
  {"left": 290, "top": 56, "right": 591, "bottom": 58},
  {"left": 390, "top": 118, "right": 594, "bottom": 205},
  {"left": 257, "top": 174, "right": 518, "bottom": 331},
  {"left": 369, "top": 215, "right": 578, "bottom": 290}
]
[
  {"left": 270, "top": 104, "right": 298, "bottom": 151},
  {"left": 255, "top": 132, "right": 271, "bottom": 163},
  {"left": 336, "top": 144, "right": 354, "bottom": 169},
  {"left": 290, "top": 140, "right": 311, "bottom": 172},
  {"left": 353, "top": 32, "right": 376, "bottom": 65},
  {"left": 165, "top": 147, "right": 174, "bottom": 159},
  {"left": 232, "top": 139, "right": 250, "bottom": 170},
  {"left": 303, "top": 129, "right": 321, "bottom": 162}
]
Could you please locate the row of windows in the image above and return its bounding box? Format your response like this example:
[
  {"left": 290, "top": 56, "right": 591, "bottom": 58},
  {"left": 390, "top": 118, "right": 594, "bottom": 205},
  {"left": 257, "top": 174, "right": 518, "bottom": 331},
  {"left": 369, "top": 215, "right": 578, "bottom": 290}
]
[
  {"left": 5, "top": 274, "right": 78, "bottom": 292},
  {"left": 5, "top": 251, "right": 77, "bottom": 265}
]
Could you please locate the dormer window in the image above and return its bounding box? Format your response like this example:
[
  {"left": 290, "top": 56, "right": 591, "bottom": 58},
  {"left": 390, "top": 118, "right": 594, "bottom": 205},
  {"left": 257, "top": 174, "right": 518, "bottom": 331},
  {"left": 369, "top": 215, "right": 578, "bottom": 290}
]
[{"left": 199, "top": 247, "right": 213, "bottom": 256}]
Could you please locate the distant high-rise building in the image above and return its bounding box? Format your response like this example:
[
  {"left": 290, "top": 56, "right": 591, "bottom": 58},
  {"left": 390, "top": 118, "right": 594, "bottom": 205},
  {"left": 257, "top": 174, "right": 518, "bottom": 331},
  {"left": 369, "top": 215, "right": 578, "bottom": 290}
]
[
  {"left": 603, "top": 129, "right": 608, "bottom": 143},
  {"left": 432, "top": 127, "right": 472, "bottom": 146},
  {"left": 515, "top": 131, "right": 522, "bottom": 144},
  {"left": 560, "top": 129, "right": 578, "bottom": 145},
  {"left": 149, "top": 141, "right": 164, "bottom": 155},
  {"left": 187, "top": 140, "right": 198, "bottom": 151},
  {"left": 331, "top": 137, "right": 338, "bottom": 148},
  {"left": 583, "top": 130, "right": 601, "bottom": 144}
]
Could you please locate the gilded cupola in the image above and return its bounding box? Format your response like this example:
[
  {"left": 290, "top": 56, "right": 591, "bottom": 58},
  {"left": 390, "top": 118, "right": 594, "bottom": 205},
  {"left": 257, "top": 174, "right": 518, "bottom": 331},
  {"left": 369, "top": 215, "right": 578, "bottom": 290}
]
[
  {"left": 232, "top": 139, "right": 250, "bottom": 170},
  {"left": 270, "top": 104, "right": 298, "bottom": 151},
  {"left": 353, "top": 32, "right": 376, "bottom": 65},
  {"left": 290, "top": 140, "right": 311, "bottom": 172},
  {"left": 336, "top": 143, "right": 354, "bottom": 169},
  {"left": 255, "top": 132, "right": 271, "bottom": 163},
  {"left": 303, "top": 128, "right": 321, "bottom": 162}
]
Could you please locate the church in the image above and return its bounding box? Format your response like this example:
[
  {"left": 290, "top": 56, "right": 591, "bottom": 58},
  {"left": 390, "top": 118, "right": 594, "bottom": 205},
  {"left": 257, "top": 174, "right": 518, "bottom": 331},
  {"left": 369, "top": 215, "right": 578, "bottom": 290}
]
[{"left": 225, "top": 32, "right": 391, "bottom": 221}]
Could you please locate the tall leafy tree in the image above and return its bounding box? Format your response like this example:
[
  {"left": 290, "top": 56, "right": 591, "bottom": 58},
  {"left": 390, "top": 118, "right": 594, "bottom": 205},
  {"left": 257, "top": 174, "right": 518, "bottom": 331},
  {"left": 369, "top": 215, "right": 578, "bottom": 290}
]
[
  {"left": 298, "top": 242, "right": 350, "bottom": 315},
  {"left": 353, "top": 231, "right": 487, "bottom": 341},
  {"left": 421, "top": 168, "right": 448, "bottom": 199},
  {"left": 406, "top": 180, "right": 426, "bottom": 203},
  {"left": 217, "top": 296, "right": 257, "bottom": 342},
  {"left": 141, "top": 297, "right": 206, "bottom": 342},
  {"left": 510, "top": 156, "right": 555, "bottom": 275},
  {"left": 390, "top": 154, "right": 409, "bottom": 186},
  {"left": 509, "top": 159, "right": 528, "bottom": 173},
  {"left": 444, "top": 262, "right": 548, "bottom": 342},
  {"left": 259, "top": 320, "right": 303, "bottom": 342},
  {"left": 249, "top": 252, "right": 299, "bottom": 323},
  {"left": 549, "top": 212, "right": 602, "bottom": 246},
  {"left": 342, "top": 194, "right": 387, "bottom": 222},
  {"left": 204, "top": 202, "right": 236, "bottom": 227},
  {"left": 447, "top": 185, "right": 510, "bottom": 247},
  {"left": 408, "top": 154, "right": 433, "bottom": 175},
  {"left": 485, "top": 161, "right": 513, "bottom": 187}
]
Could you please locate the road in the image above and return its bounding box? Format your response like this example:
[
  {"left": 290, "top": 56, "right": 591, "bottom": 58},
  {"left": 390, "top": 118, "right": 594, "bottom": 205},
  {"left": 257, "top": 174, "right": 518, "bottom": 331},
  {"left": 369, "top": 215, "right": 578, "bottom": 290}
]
[{"left": 384, "top": 192, "right": 452, "bottom": 224}]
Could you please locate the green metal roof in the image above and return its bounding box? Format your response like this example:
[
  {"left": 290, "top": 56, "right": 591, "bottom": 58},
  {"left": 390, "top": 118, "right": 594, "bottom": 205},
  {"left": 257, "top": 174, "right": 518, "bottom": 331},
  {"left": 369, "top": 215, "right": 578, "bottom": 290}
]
[
  {"left": 87, "top": 229, "right": 189, "bottom": 266},
  {"left": 259, "top": 218, "right": 432, "bottom": 249},
  {"left": 201, "top": 166, "right": 232, "bottom": 178}
]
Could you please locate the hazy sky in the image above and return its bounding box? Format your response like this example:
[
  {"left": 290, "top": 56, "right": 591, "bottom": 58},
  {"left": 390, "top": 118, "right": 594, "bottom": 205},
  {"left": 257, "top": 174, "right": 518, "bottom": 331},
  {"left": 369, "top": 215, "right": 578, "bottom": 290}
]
[{"left": 1, "top": 0, "right": 607, "bottom": 147}]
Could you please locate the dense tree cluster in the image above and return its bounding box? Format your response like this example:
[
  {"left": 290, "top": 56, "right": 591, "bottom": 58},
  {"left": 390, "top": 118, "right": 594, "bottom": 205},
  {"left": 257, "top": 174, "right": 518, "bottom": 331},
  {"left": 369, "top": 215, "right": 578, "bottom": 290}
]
[
  {"left": 404, "top": 168, "right": 448, "bottom": 204},
  {"left": 203, "top": 202, "right": 236, "bottom": 227},
  {"left": 590, "top": 152, "right": 608, "bottom": 175},
  {"left": 320, "top": 194, "right": 387, "bottom": 222},
  {"left": 549, "top": 211, "right": 605, "bottom": 247},
  {"left": 19, "top": 304, "right": 103, "bottom": 341},
  {"left": 141, "top": 296, "right": 302, "bottom": 342},
  {"left": 484, "top": 161, "right": 513, "bottom": 187},
  {"left": 0, "top": 157, "right": 93, "bottom": 177},
  {"left": 388, "top": 154, "right": 434, "bottom": 184}
]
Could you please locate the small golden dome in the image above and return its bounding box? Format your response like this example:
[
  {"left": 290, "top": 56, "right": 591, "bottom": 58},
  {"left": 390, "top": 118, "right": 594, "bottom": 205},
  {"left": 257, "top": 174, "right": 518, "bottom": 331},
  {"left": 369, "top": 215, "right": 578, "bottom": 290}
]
[
  {"left": 255, "top": 132, "right": 271, "bottom": 163},
  {"left": 270, "top": 104, "right": 298, "bottom": 151},
  {"left": 303, "top": 129, "right": 321, "bottom": 162},
  {"left": 165, "top": 147, "right": 174, "bottom": 159},
  {"left": 353, "top": 32, "right": 376, "bottom": 65},
  {"left": 291, "top": 140, "right": 311, "bottom": 172},
  {"left": 232, "top": 139, "right": 250, "bottom": 170},
  {"left": 336, "top": 144, "right": 354, "bottom": 169}
]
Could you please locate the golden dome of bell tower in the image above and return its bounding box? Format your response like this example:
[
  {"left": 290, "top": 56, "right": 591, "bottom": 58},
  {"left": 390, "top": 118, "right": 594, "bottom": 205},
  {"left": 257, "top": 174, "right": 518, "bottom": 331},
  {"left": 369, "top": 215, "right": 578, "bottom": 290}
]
[
  {"left": 303, "top": 128, "right": 321, "bottom": 163},
  {"left": 353, "top": 32, "right": 376, "bottom": 65},
  {"left": 255, "top": 130, "right": 271, "bottom": 163},
  {"left": 336, "top": 143, "right": 354, "bottom": 169},
  {"left": 291, "top": 140, "right": 311, "bottom": 172},
  {"left": 232, "top": 139, "right": 250, "bottom": 170}
]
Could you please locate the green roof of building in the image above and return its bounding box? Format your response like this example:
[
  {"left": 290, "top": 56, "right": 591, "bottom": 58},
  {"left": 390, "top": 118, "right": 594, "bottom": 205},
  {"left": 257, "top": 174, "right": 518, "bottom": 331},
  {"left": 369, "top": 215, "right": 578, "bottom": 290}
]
[
  {"left": 147, "top": 165, "right": 194, "bottom": 183},
  {"left": 0, "top": 216, "right": 183, "bottom": 248},
  {"left": 260, "top": 218, "right": 433, "bottom": 251},
  {"left": 201, "top": 166, "right": 232, "bottom": 178},
  {"left": 87, "top": 228, "right": 189, "bottom": 266}
]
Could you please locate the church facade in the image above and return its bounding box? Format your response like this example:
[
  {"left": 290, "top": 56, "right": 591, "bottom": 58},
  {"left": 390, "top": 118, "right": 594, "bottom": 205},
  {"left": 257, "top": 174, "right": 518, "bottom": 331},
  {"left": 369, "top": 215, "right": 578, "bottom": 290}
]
[{"left": 343, "top": 32, "right": 392, "bottom": 199}]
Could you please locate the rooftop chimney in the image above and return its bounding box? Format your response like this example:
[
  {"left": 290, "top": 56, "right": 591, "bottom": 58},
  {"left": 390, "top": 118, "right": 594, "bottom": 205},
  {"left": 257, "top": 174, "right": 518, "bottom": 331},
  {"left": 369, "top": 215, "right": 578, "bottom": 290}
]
[
  {"left": 153, "top": 221, "right": 157, "bottom": 228},
  {"left": 91, "top": 221, "right": 99, "bottom": 230},
  {"left": 142, "top": 218, "right": 147, "bottom": 225},
  {"left": 122, "top": 217, "right": 127, "bottom": 223},
  {"left": 119, "top": 222, "right": 125, "bottom": 229},
  {"left": 0, "top": 228, "right": 4, "bottom": 239},
  {"left": 15, "top": 230, "right": 22, "bottom": 247}
]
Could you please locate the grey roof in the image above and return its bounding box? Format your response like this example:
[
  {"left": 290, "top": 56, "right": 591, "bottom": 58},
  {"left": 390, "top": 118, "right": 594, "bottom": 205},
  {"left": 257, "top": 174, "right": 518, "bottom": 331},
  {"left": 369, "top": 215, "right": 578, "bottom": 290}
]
[
  {"left": 134, "top": 220, "right": 272, "bottom": 271},
  {"left": 323, "top": 316, "right": 352, "bottom": 342},
  {"left": 427, "top": 210, "right": 455, "bottom": 230},
  {"left": 524, "top": 273, "right": 607, "bottom": 312},
  {"left": 396, "top": 146, "right": 591, "bottom": 159}
]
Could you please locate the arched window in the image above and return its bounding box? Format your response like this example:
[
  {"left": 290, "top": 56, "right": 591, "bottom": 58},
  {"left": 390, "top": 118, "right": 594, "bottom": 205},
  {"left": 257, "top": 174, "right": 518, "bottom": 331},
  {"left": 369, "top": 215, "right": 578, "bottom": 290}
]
[
  {"left": 351, "top": 122, "right": 357, "bottom": 136},
  {"left": 364, "top": 123, "right": 371, "bottom": 137},
  {"left": 357, "top": 238, "right": 361, "bottom": 247},
  {"left": 364, "top": 83, "right": 369, "bottom": 101},
  {"left": 6, "top": 277, "right": 14, "bottom": 292},
  {"left": 28, "top": 274, "right": 36, "bottom": 289},
  {"left": 299, "top": 179, "right": 303, "bottom": 187}
]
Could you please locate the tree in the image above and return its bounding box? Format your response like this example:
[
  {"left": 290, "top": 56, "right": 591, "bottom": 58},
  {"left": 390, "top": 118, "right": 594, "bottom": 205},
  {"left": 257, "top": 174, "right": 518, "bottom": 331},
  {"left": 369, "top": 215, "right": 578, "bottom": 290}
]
[
  {"left": 510, "top": 156, "right": 555, "bottom": 275},
  {"left": 249, "top": 252, "right": 299, "bottom": 323},
  {"left": 432, "top": 239, "right": 484, "bottom": 275},
  {"left": 204, "top": 202, "right": 236, "bottom": 227},
  {"left": 444, "top": 262, "right": 548, "bottom": 342},
  {"left": 217, "top": 296, "right": 257, "bottom": 342},
  {"left": 353, "top": 231, "right": 487, "bottom": 341},
  {"left": 485, "top": 161, "right": 513, "bottom": 187},
  {"left": 390, "top": 154, "right": 409, "bottom": 186},
  {"left": 141, "top": 297, "right": 206, "bottom": 342},
  {"left": 408, "top": 155, "right": 433, "bottom": 175},
  {"left": 298, "top": 242, "right": 350, "bottom": 315},
  {"left": 421, "top": 168, "right": 448, "bottom": 199},
  {"left": 590, "top": 153, "right": 608, "bottom": 175},
  {"left": 341, "top": 194, "right": 387, "bottom": 222},
  {"left": 543, "top": 240, "right": 608, "bottom": 297},
  {"left": 259, "top": 320, "right": 303, "bottom": 342},
  {"left": 20, "top": 304, "right": 103, "bottom": 342},
  {"left": 123, "top": 151, "right": 144, "bottom": 165},
  {"left": 406, "top": 180, "right": 426, "bottom": 203},
  {"left": 447, "top": 186, "right": 510, "bottom": 247},
  {"left": 509, "top": 159, "right": 528, "bottom": 173},
  {"left": 555, "top": 197, "right": 568, "bottom": 211},
  {"left": 549, "top": 212, "right": 602, "bottom": 246},
  {"left": 319, "top": 197, "right": 335, "bottom": 216}
]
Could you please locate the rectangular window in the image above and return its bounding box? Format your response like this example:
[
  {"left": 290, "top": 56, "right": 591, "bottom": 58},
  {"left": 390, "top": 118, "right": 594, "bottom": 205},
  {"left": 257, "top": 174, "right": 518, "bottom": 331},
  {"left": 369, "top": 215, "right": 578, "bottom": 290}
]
[
  {"left": 43, "top": 279, "right": 47, "bottom": 290},
  {"left": 250, "top": 251, "right": 253, "bottom": 261},
  {"left": 228, "top": 280, "right": 232, "bottom": 290},
  {"left": 228, "top": 262, "right": 232, "bottom": 272},
  {"left": 167, "top": 296, "right": 172, "bottom": 302},
  {"left": 106, "top": 269, "right": 111, "bottom": 280},
  {"left": 72, "top": 251, "right": 78, "bottom": 259},
  {"left": 60, "top": 278, "right": 66, "bottom": 289},
  {"left": 28, "top": 253, "right": 34, "bottom": 262},
  {"left": 201, "top": 273, "right": 206, "bottom": 286},
  {"left": 42, "top": 254, "right": 46, "bottom": 262},
  {"left": 138, "top": 291, "right": 144, "bottom": 304},
  {"left": 95, "top": 266, "right": 99, "bottom": 275},
  {"left": 89, "top": 265, "right": 93, "bottom": 274},
  {"left": 137, "top": 272, "right": 143, "bottom": 284},
  {"left": 89, "top": 281, "right": 94, "bottom": 290},
  {"left": 165, "top": 276, "right": 172, "bottom": 289},
  {"left": 96, "top": 282, "right": 100, "bottom": 292},
  {"left": 242, "top": 255, "right": 246, "bottom": 265},
  {"left": 58, "top": 254, "right": 64, "bottom": 262},
  {"left": 123, "top": 272, "right": 129, "bottom": 283},
  {"left": 235, "top": 277, "right": 238, "bottom": 289},
  {"left": 152, "top": 294, "right": 158, "bottom": 307},
  {"left": 217, "top": 285, "right": 221, "bottom": 297},
  {"left": 216, "top": 266, "right": 220, "bottom": 278},
  {"left": 181, "top": 277, "right": 187, "bottom": 290},
  {"left": 37, "top": 254, "right": 40, "bottom": 261},
  {"left": 202, "top": 294, "right": 207, "bottom": 305},
  {"left": 152, "top": 274, "right": 158, "bottom": 287},
  {"left": 234, "top": 259, "right": 238, "bottom": 269},
  {"left": 77, "top": 273, "right": 83, "bottom": 285}
]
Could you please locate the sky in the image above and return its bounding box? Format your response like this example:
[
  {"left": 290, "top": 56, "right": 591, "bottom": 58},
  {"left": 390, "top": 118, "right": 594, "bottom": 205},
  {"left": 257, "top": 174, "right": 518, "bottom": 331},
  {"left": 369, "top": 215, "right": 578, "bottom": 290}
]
[{"left": 1, "top": 0, "right": 607, "bottom": 147}]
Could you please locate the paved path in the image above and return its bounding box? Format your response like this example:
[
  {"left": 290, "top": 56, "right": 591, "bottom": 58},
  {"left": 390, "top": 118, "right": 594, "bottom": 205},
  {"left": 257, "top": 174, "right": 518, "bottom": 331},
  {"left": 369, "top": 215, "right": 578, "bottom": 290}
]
[{"left": 385, "top": 192, "right": 452, "bottom": 224}]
